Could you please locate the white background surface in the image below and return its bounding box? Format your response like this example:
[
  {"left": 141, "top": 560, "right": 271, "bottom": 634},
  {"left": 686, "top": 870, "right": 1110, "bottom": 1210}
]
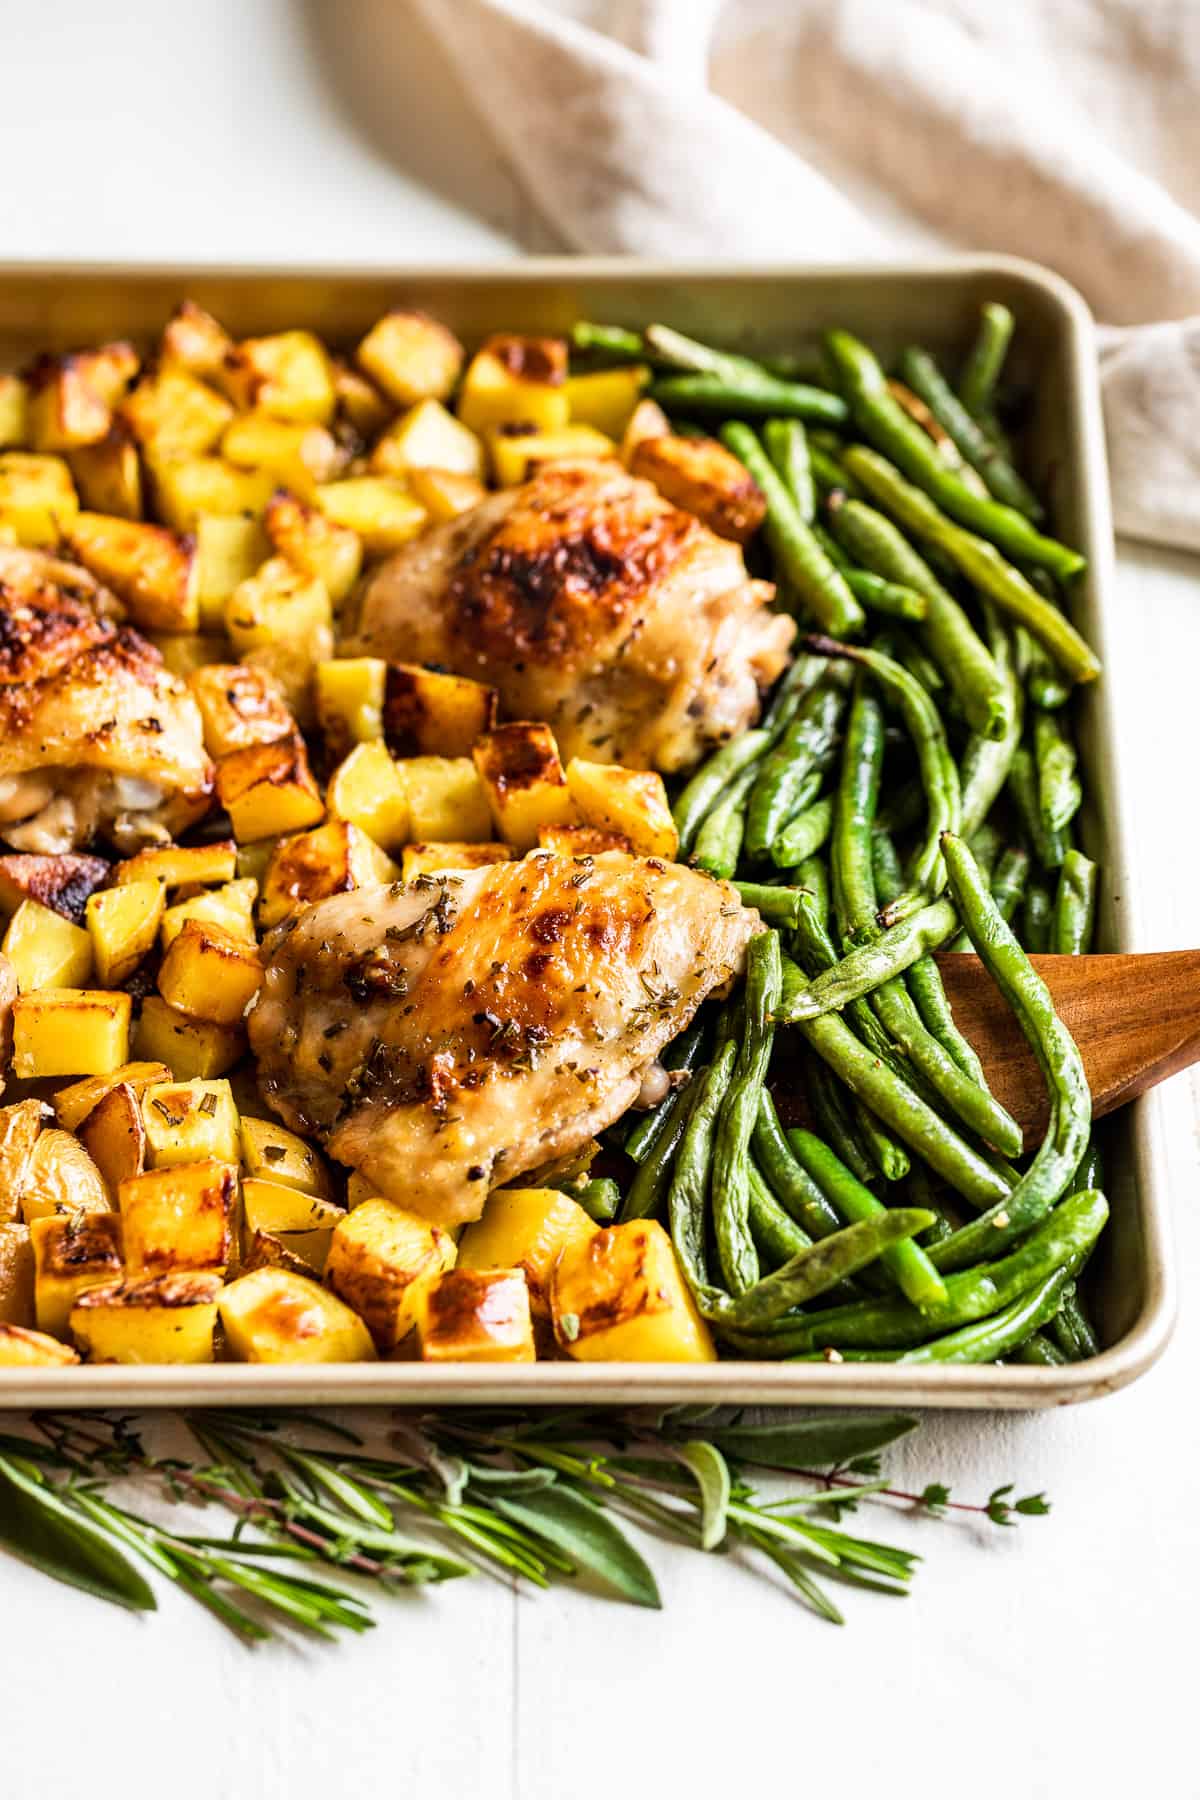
[{"left": 0, "top": 5, "right": 1197, "bottom": 1797}]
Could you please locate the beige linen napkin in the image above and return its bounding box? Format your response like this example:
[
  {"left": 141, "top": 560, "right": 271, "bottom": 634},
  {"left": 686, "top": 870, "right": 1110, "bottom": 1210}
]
[{"left": 413, "top": 0, "right": 1200, "bottom": 551}]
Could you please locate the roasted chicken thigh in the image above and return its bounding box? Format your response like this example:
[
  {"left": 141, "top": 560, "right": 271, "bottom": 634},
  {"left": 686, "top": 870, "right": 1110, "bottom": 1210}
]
[
  {"left": 249, "top": 851, "right": 758, "bottom": 1226},
  {"left": 343, "top": 461, "right": 793, "bottom": 772}
]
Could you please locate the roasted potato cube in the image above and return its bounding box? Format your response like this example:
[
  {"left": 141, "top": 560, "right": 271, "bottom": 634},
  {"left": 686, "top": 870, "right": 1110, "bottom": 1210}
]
[
  {"left": 620, "top": 397, "right": 670, "bottom": 465},
  {"left": 264, "top": 492, "right": 362, "bottom": 605},
  {"left": 133, "top": 996, "right": 244, "bottom": 1080},
  {"left": 114, "top": 840, "right": 237, "bottom": 889},
  {"left": 223, "top": 331, "right": 335, "bottom": 424},
  {"left": 220, "top": 1266, "right": 376, "bottom": 1363},
  {"left": 187, "top": 662, "right": 293, "bottom": 757},
  {"left": 157, "top": 920, "right": 263, "bottom": 1024},
  {"left": 382, "top": 664, "right": 497, "bottom": 759},
  {"left": 0, "top": 853, "right": 108, "bottom": 925},
  {"left": 223, "top": 555, "right": 332, "bottom": 655},
  {"left": 239, "top": 1115, "right": 331, "bottom": 1198},
  {"left": 406, "top": 465, "right": 487, "bottom": 522},
  {"left": 565, "top": 758, "right": 678, "bottom": 859},
  {"left": 119, "top": 1158, "right": 236, "bottom": 1275},
  {"left": 326, "top": 741, "right": 410, "bottom": 851},
  {"left": 26, "top": 344, "right": 137, "bottom": 451},
  {"left": 473, "top": 723, "right": 577, "bottom": 851},
  {"left": 69, "top": 421, "right": 143, "bottom": 519},
  {"left": 537, "top": 823, "right": 632, "bottom": 856},
  {"left": 160, "top": 876, "right": 257, "bottom": 948},
  {"left": 370, "top": 399, "right": 484, "bottom": 480},
  {"left": 216, "top": 733, "right": 325, "bottom": 843},
  {"left": 66, "top": 512, "right": 198, "bottom": 632},
  {"left": 85, "top": 880, "right": 163, "bottom": 987},
  {"left": 414, "top": 1267, "right": 535, "bottom": 1364},
  {"left": 194, "top": 513, "right": 270, "bottom": 627},
  {"left": 258, "top": 821, "right": 397, "bottom": 928},
  {"left": 0, "top": 1322, "right": 79, "bottom": 1365},
  {"left": 54, "top": 1062, "right": 172, "bottom": 1132},
  {"left": 404, "top": 755, "right": 493, "bottom": 843},
  {"left": 71, "top": 1270, "right": 221, "bottom": 1363},
  {"left": 0, "top": 1100, "right": 46, "bottom": 1225},
  {"left": 240, "top": 1179, "right": 342, "bottom": 1274},
  {"left": 0, "top": 1222, "right": 34, "bottom": 1324},
  {"left": 324, "top": 1198, "right": 456, "bottom": 1353},
  {"left": 355, "top": 311, "right": 463, "bottom": 407},
  {"left": 630, "top": 433, "right": 766, "bottom": 543},
  {"left": 400, "top": 841, "right": 512, "bottom": 881},
  {"left": 564, "top": 365, "right": 650, "bottom": 438},
  {"left": 31, "top": 1210, "right": 123, "bottom": 1337},
  {"left": 77, "top": 1081, "right": 146, "bottom": 1191},
  {"left": 332, "top": 358, "right": 390, "bottom": 436},
  {"left": 152, "top": 457, "right": 276, "bottom": 531},
  {"left": 12, "top": 989, "right": 130, "bottom": 1077},
  {"left": 0, "top": 452, "right": 78, "bottom": 545},
  {"left": 316, "top": 478, "right": 427, "bottom": 555},
  {"left": 141, "top": 1078, "right": 240, "bottom": 1168},
  {"left": 240, "top": 1227, "right": 319, "bottom": 1280},
  {"left": 150, "top": 631, "right": 226, "bottom": 679},
  {"left": 457, "top": 336, "right": 569, "bottom": 438},
  {"left": 459, "top": 1187, "right": 597, "bottom": 1317},
  {"left": 222, "top": 413, "right": 340, "bottom": 499},
  {"left": 235, "top": 839, "right": 275, "bottom": 886},
  {"left": 3, "top": 898, "right": 93, "bottom": 991},
  {"left": 19, "top": 1128, "right": 110, "bottom": 1224},
  {"left": 489, "top": 423, "right": 617, "bottom": 488},
  {"left": 551, "top": 1220, "right": 716, "bottom": 1362},
  {"left": 314, "top": 657, "right": 386, "bottom": 759},
  {"left": 160, "top": 299, "right": 235, "bottom": 380},
  {"left": 123, "top": 366, "right": 233, "bottom": 459},
  {"left": 0, "top": 374, "right": 29, "bottom": 448}
]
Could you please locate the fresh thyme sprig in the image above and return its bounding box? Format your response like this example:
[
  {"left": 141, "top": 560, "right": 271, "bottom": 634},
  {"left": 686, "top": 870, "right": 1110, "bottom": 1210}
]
[{"left": 0, "top": 1409, "right": 1049, "bottom": 1641}]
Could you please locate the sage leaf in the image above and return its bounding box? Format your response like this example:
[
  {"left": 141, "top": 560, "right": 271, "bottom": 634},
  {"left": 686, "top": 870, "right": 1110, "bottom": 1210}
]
[
  {"left": 709, "top": 1413, "right": 918, "bottom": 1473},
  {"left": 492, "top": 1487, "right": 660, "bottom": 1608},
  {"left": 0, "top": 1457, "right": 156, "bottom": 1613},
  {"left": 675, "top": 1441, "right": 731, "bottom": 1550}
]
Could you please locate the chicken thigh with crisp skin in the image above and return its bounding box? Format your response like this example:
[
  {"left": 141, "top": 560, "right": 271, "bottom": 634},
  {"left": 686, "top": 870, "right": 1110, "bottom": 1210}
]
[
  {"left": 0, "top": 547, "right": 213, "bottom": 853},
  {"left": 343, "top": 461, "right": 794, "bottom": 772},
  {"left": 249, "top": 852, "right": 758, "bottom": 1227}
]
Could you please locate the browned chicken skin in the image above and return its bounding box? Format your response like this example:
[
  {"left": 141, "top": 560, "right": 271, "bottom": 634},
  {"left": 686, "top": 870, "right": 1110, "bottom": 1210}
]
[
  {"left": 0, "top": 547, "right": 212, "bottom": 852},
  {"left": 249, "top": 852, "right": 759, "bottom": 1227},
  {"left": 343, "top": 462, "right": 794, "bottom": 772}
]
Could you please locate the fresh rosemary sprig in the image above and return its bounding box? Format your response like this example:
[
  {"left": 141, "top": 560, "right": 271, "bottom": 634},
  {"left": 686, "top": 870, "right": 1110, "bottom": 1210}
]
[{"left": 0, "top": 1409, "right": 1049, "bottom": 1640}]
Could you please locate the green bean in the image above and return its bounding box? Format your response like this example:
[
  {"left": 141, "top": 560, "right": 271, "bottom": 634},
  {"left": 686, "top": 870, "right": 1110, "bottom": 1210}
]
[
  {"left": 673, "top": 729, "right": 770, "bottom": 854},
  {"left": 811, "top": 444, "right": 863, "bottom": 498},
  {"left": 831, "top": 678, "right": 887, "bottom": 946},
  {"left": 813, "top": 522, "right": 852, "bottom": 570},
  {"left": 785, "top": 1128, "right": 947, "bottom": 1309},
  {"left": 713, "top": 932, "right": 781, "bottom": 1294},
  {"left": 1053, "top": 850, "right": 1098, "bottom": 955},
  {"left": 1034, "top": 710, "right": 1082, "bottom": 835},
  {"left": 1022, "top": 881, "right": 1053, "bottom": 953},
  {"left": 929, "top": 835, "right": 1091, "bottom": 1270},
  {"left": 668, "top": 1044, "right": 737, "bottom": 1312},
  {"left": 968, "top": 824, "right": 1003, "bottom": 882},
  {"left": 1017, "top": 622, "right": 1071, "bottom": 712},
  {"left": 1013, "top": 1333, "right": 1068, "bottom": 1366},
  {"left": 875, "top": 778, "right": 924, "bottom": 837},
  {"left": 574, "top": 1178, "right": 621, "bottom": 1224},
  {"left": 760, "top": 650, "right": 828, "bottom": 735},
  {"left": 898, "top": 345, "right": 1041, "bottom": 518},
  {"left": 898, "top": 1267, "right": 1075, "bottom": 1363},
  {"left": 748, "top": 1162, "right": 813, "bottom": 1269},
  {"left": 843, "top": 569, "right": 929, "bottom": 621},
  {"left": 959, "top": 604, "right": 1023, "bottom": 835},
  {"left": 721, "top": 422, "right": 864, "bottom": 634},
  {"left": 752, "top": 1090, "right": 843, "bottom": 1239},
  {"left": 877, "top": 622, "right": 944, "bottom": 696},
  {"left": 624, "top": 1018, "right": 708, "bottom": 1164},
  {"left": 765, "top": 418, "right": 816, "bottom": 525},
  {"left": 825, "top": 331, "right": 1085, "bottom": 583},
  {"left": 653, "top": 373, "right": 849, "bottom": 426},
  {"left": 1070, "top": 1135, "right": 1105, "bottom": 1196},
  {"left": 844, "top": 447, "right": 1099, "bottom": 681},
  {"left": 727, "top": 1209, "right": 934, "bottom": 1330},
  {"left": 732, "top": 883, "right": 806, "bottom": 930},
  {"left": 781, "top": 899, "right": 959, "bottom": 1021},
  {"left": 1008, "top": 746, "right": 1069, "bottom": 871},
  {"left": 796, "top": 854, "right": 831, "bottom": 926},
  {"left": 804, "top": 1051, "right": 878, "bottom": 1186},
  {"left": 991, "top": 847, "right": 1030, "bottom": 924},
  {"left": 875, "top": 828, "right": 987, "bottom": 1087},
  {"left": 571, "top": 321, "right": 645, "bottom": 359},
  {"left": 771, "top": 796, "right": 833, "bottom": 868},
  {"left": 692, "top": 787, "right": 746, "bottom": 879},
  {"left": 1045, "top": 1303, "right": 1098, "bottom": 1363},
  {"left": 621, "top": 1076, "right": 702, "bottom": 1222},
  {"left": 828, "top": 496, "right": 1010, "bottom": 740},
  {"left": 958, "top": 302, "right": 1014, "bottom": 417},
  {"left": 746, "top": 676, "right": 848, "bottom": 856}
]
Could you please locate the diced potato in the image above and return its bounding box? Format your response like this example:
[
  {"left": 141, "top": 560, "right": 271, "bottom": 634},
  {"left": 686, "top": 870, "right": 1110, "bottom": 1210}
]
[
  {"left": 31, "top": 1210, "right": 124, "bottom": 1338},
  {"left": 0, "top": 852, "right": 108, "bottom": 924},
  {"left": 0, "top": 452, "right": 78, "bottom": 544},
  {"left": 152, "top": 457, "right": 276, "bottom": 531},
  {"left": 85, "top": 880, "right": 164, "bottom": 987},
  {"left": 0, "top": 1322, "right": 79, "bottom": 1366},
  {"left": 223, "top": 330, "right": 335, "bottom": 424},
  {"left": 239, "top": 1115, "right": 331, "bottom": 1198},
  {"left": 151, "top": 631, "right": 226, "bottom": 679},
  {"left": 0, "top": 1101, "right": 48, "bottom": 1224},
  {"left": 26, "top": 344, "right": 138, "bottom": 451},
  {"left": 141, "top": 1078, "right": 240, "bottom": 1168},
  {"left": 316, "top": 478, "right": 427, "bottom": 555},
  {"left": 326, "top": 741, "right": 409, "bottom": 851},
  {"left": 219, "top": 1266, "right": 376, "bottom": 1363},
  {"left": 187, "top": 662, "right": 293, "bottom": 757},
  {"left": 194, "top": 513, "right": 270, "bottom": 628},
  {"left": 457, "top": 336, "right": 569, "bottom": 439},
  {"left": 332, "top": 358, "right": 390, "bottom": 436},
  {"left": 133, "top": 996, "right": 244, "bottom": 1080},
  {"left": 123, "top": 367, "right": 233, "bottom": 459},
  {"left": 77, "top": 1081, "right": 146, "bottom": 1190},
  {"left": 19, "top": 1129, "right": 110, "bottom": 1224},
  {"left": 315, "top": 657, "right": 386, "bottom": 760},
  {"left": 324, "top": 1198, "right": 456, "bottom": 1353},
  {"left": 400, "top": 841, "right": 512, "bottom": 881},
  {"left": 551, "top": 1220, "right": 716, "bottom": 1362},
  {"left": 240, "top": 1179, "right": 342, "bottom": 1274},
  {"left": 3, "top": 898, "right": 93, "bottom": 992},
  {"left": 54, "top": 1062, "right": 172, "bottom": 1133},
  {"left": 222, "top": 413, "right": 340, "bottom": 499},
  {"left": 382, "top": 664, "right": 497, "bottom": 759},
  {"left": 630, "top": 433, "right": 767, "bottom": 543},
  {"left": 160, "top": 877, "right": 258, "bottom": 949},
  {"left": 157, "top": 920, "right": 263, "bottom": 1024},
  {"left": 459, "top": 1187, "right": 597, "bottom": 1317},
  {"left": 258, "top": 821, "right": 397, "bottom": 928},
  {"left": 71, "top": 1270, "right": 222, "bottom": 1363},
  {"left": 0, "top": 374, "right": 29, "bottom": 448},
  {"left": 12, "top": 989, "right": 130, "bottom": 1077},
  {"left": 489, "top": 423, "right": 616, "bottom": 488},
  {"left": 65, "top": 512, "right": 198, "bottom": 631},
  {"left": 473, "top": 723, "right": 577, "bottom": 851},
  {"left": 235, "top": 839, "right": 275, "bottom": 886},
  {"left": 264, "top": 492, "right": 362, "bottom": 605},
  {"left": 119, "top": 1158, "right": 237, "bottom": 1275},
  {"left": 160, "top": 300, "right": 235, "bottom": 380},
  {"left": 0, "top": 1222, "right": 34, "bottom": 1324},
  {"left": 223, "top": 555, "right": 332, "bottom": 655},
  {"left": 537, "top": 823, "right": 632, "bottom": 856},
  {"left": 69, "top": 422, "right": 143, "bottom": 519},
  {"left": 620, "top": 397, "right": 670, "bottom": 465},
  {"left": 370, "top": 399, "right": 484, "bottom": 480},
  {"left": 565, "top": 365, "right": 650, "bottom": 439},
  {"left": 355, "top": 311, "right": 463, "bottom": 407},
  {"left": 403, "top": 755, "right": 494, "bottom": 843},
  {"left": 240, "top": 1227, "right": 319, "bottom": 1280},
  {"left": 114, "top": 840, "right": 237, "bottom": 889},
  {"left": 565, "top": 758, "right": 678, "bottom": 859},
  {"left": 414, "top": 1267, "right": 535, "bottom": 1364},
  {"left": 406, "top": 465, "right": 487, "bottom": 522},
  {"left": 215, "top": 733, "right": 325, "bottom": 843}
]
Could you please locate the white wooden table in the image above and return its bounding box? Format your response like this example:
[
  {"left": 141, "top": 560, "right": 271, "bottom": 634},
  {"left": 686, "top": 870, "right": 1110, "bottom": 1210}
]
[{"left": 1, "top": 6, "right": 1196, "bottom": 1795}]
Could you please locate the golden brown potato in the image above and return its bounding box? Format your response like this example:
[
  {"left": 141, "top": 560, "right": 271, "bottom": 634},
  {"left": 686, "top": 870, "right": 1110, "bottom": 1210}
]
[
  {"left": 264, "top": 492, "right": 362, "bottom": 607},
  {"left": 564, "top": 758, "right": 678, "bottom": 859},
  {"left": 399, "top": 841, "right": 513, "bottom": 881},
  {"left": 324, "top": 1198, "right": 456, "bottom": 1353},
  {"left": 26, "top": 344, "right": 138, "bottom": 452},
  {"left": 119, "top": 1158, "right": 237, "bottom": 1276},
  {"left": 472, "top": 722, "right": 577, "bottom": 851},
  {"left": 77, "top": 1080, "right": 146, "bottom": 1190},
  {"left": 31, "top": 1209, "right": 124, "bottom": 1337},
  {"left": 113, "top": 840, "right": 237, "bottom": 889},
  {"left": 85, "top": 879, "right": 164, "bottom": 986},
  {"left": 0, "top": 1221, "right": 34, "bottom": 1325},
  {"left": 332, "top": 358, "right": 391, "bottom": 437},
  {"left": 70, "top": 1271, "right": 222, "bottom": 1363},
  {"left": 219, "top": 1266, "right": 376, "bottom": 1363},
  {"left": 414, "top": 1268, "right": 536, "bottom": 1363},
  {"left": 382, "top": 663, "right": 498, "bottom": 760},
  {"left": 536, "top": 823, "right": 632, "bottom": 856},
  {"left": 19, "top": 1128, "right": 111, "bottom": 1223},
  {"left": 0, "top": 1321, "right": 79, "bottom": 1366},
  {"left": 187, "top": 663, "right": 294, "bottom": 758},
  {"left": 68, "top": 421, "right": 143, "bottom": 519},
  {"left": 629, "top": 433, "right": 767, "bottom": 543},
  {"left": 215, "top": 732, "right": 325, "bottom": 843},
  {"left": 160, "top": 299, "right": 235, "bottom": 381},
  {"left": 157, "top": 920, "right": 263, "bottom": 1024},
  {"left": 122, "top": 366, "right": 234, "bottom": 460},
  {"left": 12, "top": 989, "right": 132, "bottom": 1079},
  {"left": 405, "top": 466, "right": 487, "bottom": 522},
  {"left": 258, "top": 821, "right": 396, "bottom": 928},
  {"left": 457, "top": 336, "right": 568, "bottom": 438},
  {"left": 550, "top": 1220, "right": 716, "bottom": 1362},
  {"left": 54, "top": 1062, "right": 173, "bottom": 1133},
  {"left": 133, "top": 995, "right": 244, "bottom": 1080},
  {"left": 223, "top": 331, "right": 335, "bottom": 424},
  {"left": 65, "top": 512, "right": 198, "bottom": 632},
  {"left": 355, "top": 311, "right": 463, "bottom": 407}
]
